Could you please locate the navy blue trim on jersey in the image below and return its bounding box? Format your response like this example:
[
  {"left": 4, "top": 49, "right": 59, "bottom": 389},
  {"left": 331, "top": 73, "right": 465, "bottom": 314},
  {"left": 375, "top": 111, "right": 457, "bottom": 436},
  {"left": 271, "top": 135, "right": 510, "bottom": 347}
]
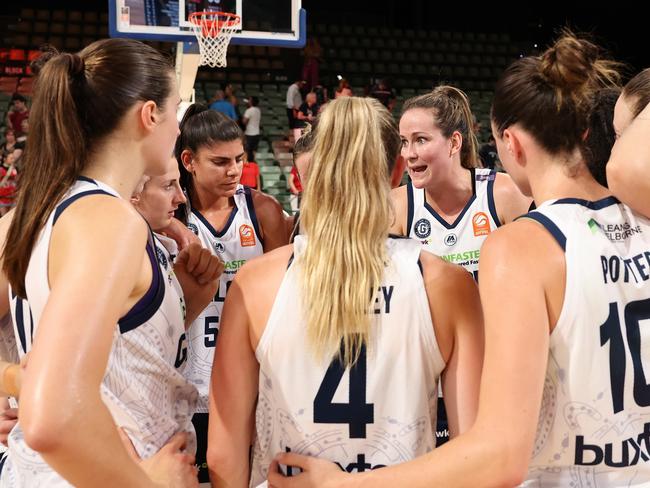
[
  {"left": 287, "top": 252, "right": 295, "bottom": 270},
  {"left": 552, "top": 196, "right": 620, "bottom": 210},
  {"left": 14, "top": 296, "right": 27, "bottom": 354},
  {"left": 424, "top": 195, "right": 476, "bottom": 230},
  {"left": 0, "top": 452, "right": 7, "bottom": 476},
  {"left": 417, "top": 258, "right": 423, "bottom": 276},
  {"left": 53, "top": 189, "right": 114, "bottom": 224},
  {"left": 388, "top": 233, "right": 409, "bottom": 240},
  {"left": 486, "top": 170, "right": 502, "bottom": 228},
  {"left": 118, "top": 238, "right": 165, "bottom": 334},
  {"left": 519, "top": 212, "right": 567, "bottom": 252},
  {"left": 406, "top": 181, "right": 415, "bottom": 235},
  {"left": 244, "top": 186, "right": 265, "bottom": 248},
  {"left": 422, "top": 168, "right": 477, "bottom": 230},
  {"left": 191, "top": 206, "right": 238, "bottom": 238},
  {"left": 290, "top": 211, "right": 300, "bottom": 244},
  {"left": 77, "top": 176, "right": 97, "bottom": 185},
  {"left": 528, "top": 201, "right": 537, "bottom": 212}
]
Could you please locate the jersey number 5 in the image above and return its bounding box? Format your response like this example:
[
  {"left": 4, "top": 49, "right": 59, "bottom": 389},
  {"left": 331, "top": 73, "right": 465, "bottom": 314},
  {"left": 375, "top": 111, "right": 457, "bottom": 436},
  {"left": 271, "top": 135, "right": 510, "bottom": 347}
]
[
  {"left": 600, "top": 298, "right": 650, "bottom": 413},
  {"left": 313, "top": 345, "right": 374, "bottom": 438}
]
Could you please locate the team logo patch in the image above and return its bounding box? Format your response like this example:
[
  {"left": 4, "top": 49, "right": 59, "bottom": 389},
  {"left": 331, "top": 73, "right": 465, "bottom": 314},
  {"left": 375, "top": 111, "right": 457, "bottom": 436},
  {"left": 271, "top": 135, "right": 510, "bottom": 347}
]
[
  {"left": 414, "top": 218, "right": 432, "bottom": 239},
  {"left": 187, "top": 223, "right": 199, "bottom": 235},
  {"left": 472, "top": 212, "right": 491, "bottom": 236},
  {"left": 444, "top": 233, "right": 457, "bottom": 246},
  {"left": 213, "top": 242, "right": 225, "bottom": 254},
  {"left": 156, "top": 246, "right": 168, "bottom": 269},
  {"left": 239, "top": 224, "right": 256, "bottom": 247}
]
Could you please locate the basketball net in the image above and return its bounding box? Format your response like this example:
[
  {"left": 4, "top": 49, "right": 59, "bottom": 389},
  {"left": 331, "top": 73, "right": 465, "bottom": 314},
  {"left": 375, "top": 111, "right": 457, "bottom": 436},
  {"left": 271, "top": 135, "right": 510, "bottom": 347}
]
[{"left": 189, "top": 11, "right": 241, "bottom": 68}]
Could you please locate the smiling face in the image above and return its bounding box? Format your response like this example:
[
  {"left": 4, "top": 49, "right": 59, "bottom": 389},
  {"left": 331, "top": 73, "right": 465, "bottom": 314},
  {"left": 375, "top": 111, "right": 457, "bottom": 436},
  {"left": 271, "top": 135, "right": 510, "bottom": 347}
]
[
  {"left": 182, "top": 138, "right": 245, "bottom": 199},
  {"left": 399, "top": 108, "right": 459, "bottom": 189},
  {"left": 133, "top": 156, "right": 186, "bottom": 231}
]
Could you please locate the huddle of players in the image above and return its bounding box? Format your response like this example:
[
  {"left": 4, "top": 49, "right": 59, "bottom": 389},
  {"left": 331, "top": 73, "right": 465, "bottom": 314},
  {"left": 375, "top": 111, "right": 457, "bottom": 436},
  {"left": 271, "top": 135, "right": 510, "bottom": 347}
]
[{"left": 0, "top": 29, "right": 650, "bottom": 488}]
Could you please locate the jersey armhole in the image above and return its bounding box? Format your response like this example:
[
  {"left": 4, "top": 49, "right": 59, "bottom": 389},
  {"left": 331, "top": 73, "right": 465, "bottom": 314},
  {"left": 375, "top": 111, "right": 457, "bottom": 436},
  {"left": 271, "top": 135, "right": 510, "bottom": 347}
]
[
  {"left": 118, "top": 234, "right": 166, "bottom": 334},
  {"left": 517, "top": 212, "right": 567, "bottom": 252},
  {"left": 244, "top": 186, "right": 265, "bottom": 248},
  {"left": 406, "top": 180, "right": 414, "bottom": 235},
  {"left": 486, "top": 170, "right": 502, "bottom": 228}
]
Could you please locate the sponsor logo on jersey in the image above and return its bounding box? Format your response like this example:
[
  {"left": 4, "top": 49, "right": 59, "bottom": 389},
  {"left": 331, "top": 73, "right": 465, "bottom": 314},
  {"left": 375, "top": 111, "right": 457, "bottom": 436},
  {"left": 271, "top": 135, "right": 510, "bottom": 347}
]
[
  {"left": 588, "top": 218, "right": 642, "bottom": 241},
  {"left": 444, "top": 233, "right": 457, "bottom": 246},
  {"left": 414, "top": 218, "right": 431, "bottom": 238},
  {"left": 239, "top": 224, "right": 256, "bottom": 247},
  {"left": 472, "top": 212, "right": 491, "bottom": 236},
  {"left": 187, "top": 223, "right": 199, "bottom": 235},
  {"left": 224, "top": 260, "right": 246, "bottom": 272},
  {"left": 156, "top": 246, "right": 168, "bottom": 269},
  {"left": 441, "top": 249, "right": 480, "bottom": 264},
  {"left": 476, "top": 171, "right": 496, "bottom": 182},
  {"left": 213, "top": 242, "right": 225, "bottom": 254},
  {"left": 575, "top": 422, "right": 650, "bottom": 468}
]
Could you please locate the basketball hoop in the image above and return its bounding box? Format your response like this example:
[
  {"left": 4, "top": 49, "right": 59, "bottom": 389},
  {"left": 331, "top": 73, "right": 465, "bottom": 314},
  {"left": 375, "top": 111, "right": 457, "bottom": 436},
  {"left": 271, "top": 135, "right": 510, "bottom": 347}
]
[{"left": 188, "top": 11, "right": 241, "bottom": 68}]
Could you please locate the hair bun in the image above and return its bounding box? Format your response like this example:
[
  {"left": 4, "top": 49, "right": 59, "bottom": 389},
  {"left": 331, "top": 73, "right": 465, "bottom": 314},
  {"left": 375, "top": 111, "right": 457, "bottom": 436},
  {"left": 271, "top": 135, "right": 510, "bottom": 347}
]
[{"left": 540, "top": 34, "right": 599, "bottom": 91}]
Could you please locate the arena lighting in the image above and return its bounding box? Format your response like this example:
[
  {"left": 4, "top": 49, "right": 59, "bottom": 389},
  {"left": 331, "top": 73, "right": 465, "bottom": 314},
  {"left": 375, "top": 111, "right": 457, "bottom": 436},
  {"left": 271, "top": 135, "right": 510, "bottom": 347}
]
[{"left": 337, "top": 74, "right": 343, "bottom": 80}]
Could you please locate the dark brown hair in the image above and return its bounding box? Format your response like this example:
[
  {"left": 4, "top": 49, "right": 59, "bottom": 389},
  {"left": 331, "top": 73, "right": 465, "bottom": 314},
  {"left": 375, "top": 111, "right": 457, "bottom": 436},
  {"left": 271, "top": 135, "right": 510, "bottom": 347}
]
[
  {"left": 4, "top": 39, "right": 174, "bottom": 297},
  {"left": 585, "top": 87, "right": 621, "bottom": 187},
  {"left": 401, "top": 85, "right": 480, "bottom": 169},
  {"left": 622, "top": 68, "right": 650, "bottom": 117},
  {"left": 174, "top": 102, "right": 244, "bottom": 195},
  {"left": 491, "top": 32, "right": 621, "bottom": 162}
]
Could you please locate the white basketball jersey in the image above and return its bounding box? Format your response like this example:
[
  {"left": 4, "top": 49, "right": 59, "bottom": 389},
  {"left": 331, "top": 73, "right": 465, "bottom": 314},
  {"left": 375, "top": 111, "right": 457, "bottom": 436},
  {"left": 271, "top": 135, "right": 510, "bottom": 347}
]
[
  {"left": 185, "top": 185, "right": 264, "bottom": 412},
  {"left": 407, "top": 168, "right": 500, "bottom": 280},
  {"left": 520, "top": 197, "right": 650, "bottom": 487},
  {"left": 0, "top": 178, "right": 198, "bottom": 488},
  {"left": 250, "top": 236, "right": 445, "bottom": 486}
]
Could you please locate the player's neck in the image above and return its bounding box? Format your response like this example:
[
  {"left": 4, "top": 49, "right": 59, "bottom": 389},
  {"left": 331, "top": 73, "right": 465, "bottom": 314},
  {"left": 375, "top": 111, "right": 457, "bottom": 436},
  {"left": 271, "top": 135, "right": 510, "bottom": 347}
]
[
  {"left": 424, "top": 165, "right": 472, "bottom": 209},
  {"left": 191, "top": 184, "right": 234, "bottom": 213},
  {"left": 529, "top": 155, "right": 611, "bottom": 205},
  {"left": 81, "top": 140, "right": 145, "bottom": 199}
]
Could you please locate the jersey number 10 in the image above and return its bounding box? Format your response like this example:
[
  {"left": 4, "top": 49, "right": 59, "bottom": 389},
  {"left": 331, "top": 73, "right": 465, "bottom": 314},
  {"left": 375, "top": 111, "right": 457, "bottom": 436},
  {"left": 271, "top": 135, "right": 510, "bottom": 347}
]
[{"left": 600, "top": 298, "right": 650, "bottom": 414}]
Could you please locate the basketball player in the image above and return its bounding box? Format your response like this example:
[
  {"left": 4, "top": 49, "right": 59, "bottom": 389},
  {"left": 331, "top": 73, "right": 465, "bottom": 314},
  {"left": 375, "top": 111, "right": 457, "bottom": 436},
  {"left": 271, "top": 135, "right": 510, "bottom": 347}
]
[
  {"left": 608, "top": 68, "right": 650, "bottom": 217},
  {"left": 131, "top": 155, "right": 225, "bottom": 328},
  {"left": 175, "top": 104, "right": 288, "bottom": 482},
  {"left": 0, "top": 39, "right": 206, "bottom": 487},
  {"left": 269, "top": 33, "right": 650, "bottom": 488},
  {"left": 206, "top": 97, "right": 483, "bottom": 487},
  {"left": 391, "top": 86, "right": 531, "bottom": 280}
]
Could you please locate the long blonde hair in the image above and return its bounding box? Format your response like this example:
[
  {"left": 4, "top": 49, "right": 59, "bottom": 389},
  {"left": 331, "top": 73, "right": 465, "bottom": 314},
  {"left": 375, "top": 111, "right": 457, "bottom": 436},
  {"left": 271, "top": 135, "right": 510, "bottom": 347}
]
[{"left": 299, "top": 97, "right": 400, "bottom": 366}]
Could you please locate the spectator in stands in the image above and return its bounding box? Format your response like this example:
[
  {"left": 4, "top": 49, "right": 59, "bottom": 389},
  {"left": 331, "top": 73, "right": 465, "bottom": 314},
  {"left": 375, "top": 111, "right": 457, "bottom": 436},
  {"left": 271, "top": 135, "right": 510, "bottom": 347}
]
[
  {"left": 209, "top": 89, "right": 237, "bottom": 120},
  {"left": 16, "top": 117, "right": 28, "bottom": 147},
  {"left": 0, "top": 149, "right": 19, "bottom": 216},
  {"left": 370, "top": 78, "right": 396, "bottom": 111},
  {"left": 243, "top": 96, "right": 261, "bottom": 162},
  {"left": 335, "top": 78, "right": 353, "bottom": 98},
  {"left": 6, "top": 94, "right": 29, "bottom": 137},
  {"left": 294, "top": 92, "right": 319, "bottom": 141},
  {"left": 240, "top": 157, "right": 261, "bottom": 190},
  {"left": 478, "top": 135, "right": 499, "bottom": 170},
  {"left": 223, "top": 83, "right": 241, "bottom": 125},
  {"left": 286, "top": 79, "right": 306, "bottom": 135},
  {"left": 301, "top": 37, "right": 322, "bottom": 91},
  {"left": 0, "top": 129, "right": 20, "bottom": 166},
  {"left": 288, "top": 165, "right": 303, "bottom": 213}
]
